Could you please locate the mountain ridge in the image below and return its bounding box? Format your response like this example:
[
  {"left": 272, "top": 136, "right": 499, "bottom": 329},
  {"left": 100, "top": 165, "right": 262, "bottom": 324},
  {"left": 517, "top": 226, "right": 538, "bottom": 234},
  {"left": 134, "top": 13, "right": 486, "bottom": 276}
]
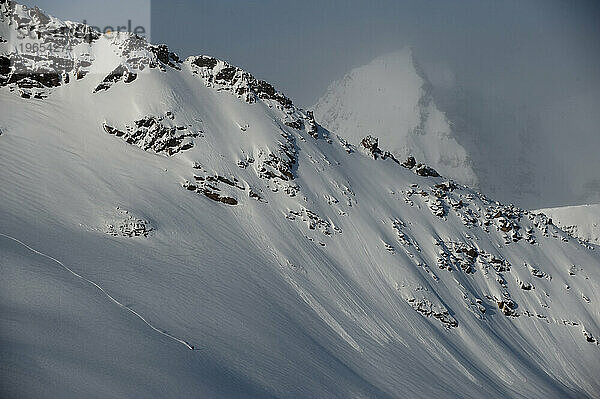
[{"left": 1, "top": 2, "right": 599, "bottom": 398}]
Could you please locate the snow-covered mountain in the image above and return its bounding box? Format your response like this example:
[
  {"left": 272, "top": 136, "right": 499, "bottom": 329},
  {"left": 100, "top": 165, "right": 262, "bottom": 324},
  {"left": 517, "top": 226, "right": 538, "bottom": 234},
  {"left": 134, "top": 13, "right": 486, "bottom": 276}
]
[
  {"left": 537, "top": 204, "right": 600, "bottom": 245},
  {"left": 313, "top": 49, "right": 478, "bottom": 187},
  {"left": 1, "top": 3, "right": 599, "bottom": 398}
]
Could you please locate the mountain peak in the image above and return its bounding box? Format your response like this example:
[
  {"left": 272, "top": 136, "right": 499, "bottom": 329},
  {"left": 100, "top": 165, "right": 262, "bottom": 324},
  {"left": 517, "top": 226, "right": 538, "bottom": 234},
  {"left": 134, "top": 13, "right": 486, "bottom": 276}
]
[
  {"left": 314, "top": 48, "right": 477, "bottom": 187},
  {"left": 2, "top": 3, "right": 599, "bottom": 398}
]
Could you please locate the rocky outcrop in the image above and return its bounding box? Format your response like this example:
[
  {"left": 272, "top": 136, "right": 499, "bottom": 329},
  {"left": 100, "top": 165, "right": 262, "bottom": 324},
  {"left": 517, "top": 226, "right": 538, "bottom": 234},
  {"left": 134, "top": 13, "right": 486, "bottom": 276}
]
[
  {"left": 183, "top": 180, "right": 239, "bottom": 206},
  {"left": 0, "top": 2, "right": 180, "bottom": 98},
  {"left": 286, "top": 207, "right": 341, "bottom": 236},
  {"left": 93, "top": 65, "right": 137, "bottom": 92},
  {"left": 188, "top": 55, "right": 293, "bottom": 109},
  {"left": 397, "top": 287, "right": 458, "bottom": 329},
  {"left": 103, "top": 115, "right": 198, "bottom": 156},
  {"left": 415, "top": 163, "right": 440, "bottom": 177},
  {"left": 497, "top": 298, "right": 518, "bottom": 317},
  {"left": 401, "top": 156, "right": 416, "bottom": 169},
  {"left": 360, "top": 135, "right": 399, "bottom": 162},
  {"left": 0, "top": 2, "right": 98, "bottom": 97},
  {"left": 182, "top": 164, "right": 253, "bottom": 207},
  {"left": 105, "top": 209, "right": 153, "bottom": 237}
]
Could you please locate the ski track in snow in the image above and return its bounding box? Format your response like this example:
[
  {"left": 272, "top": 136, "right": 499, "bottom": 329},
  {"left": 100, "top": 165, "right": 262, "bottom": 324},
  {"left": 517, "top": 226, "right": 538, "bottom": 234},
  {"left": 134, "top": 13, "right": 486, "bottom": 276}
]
[{"left": 0, "top": 232, "right": 196, "bottom": 351}]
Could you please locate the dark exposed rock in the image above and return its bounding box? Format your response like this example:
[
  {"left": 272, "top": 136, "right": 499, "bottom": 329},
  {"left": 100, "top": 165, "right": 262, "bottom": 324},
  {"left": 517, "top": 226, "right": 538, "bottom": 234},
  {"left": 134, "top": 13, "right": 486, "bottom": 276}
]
[
  {"left": 8, "top": 72, "right": 60, "bottom": 88},
  {"left": 1, "top": 3, "right": 180, "bottom": 99},
  {"left": 188, "top": 55, "right": 294, "bottom": 109},
  {"left": 490, "top": 257, "right": 511, "bottom": 273},
  {"left": 184, "top": 167, "right": 252, "bottom": 206},
  {"left": 451, "top": 242, "right": 477, "bottom": 273},
  {"left": 426, "top": 196, "right": 447, "bottom": 217},
  {"left": 583, "top": 330, "right": 596, "bottom": 344},
  {"left": 76, "top": 69, "right": 86, "bottom": 80},
  {"left": 304, "top": 111, "right": 319, "bottom": 138},
  {"left": 358, "top": 135, "right": 397, "bottom": 163},
  {"left": 529, "top": 266, "right": 551, "bottom": 280},
  {"left": 415, "top": 163, "right": 440, "bottom": 177},
  {"left": 284, "top": 119, "right": 304, "bottom": 130},
  {"left": 123, "top": 72, "right": 137, "bottom": 83},
  {"left": 255, "top": 130, "right": 298, "bottom": 185},
  {"left": 103, "top": 125, "right": 125, "bottom": 137},
  {"left": 258, "top": 153, "right": 295, "bottom": 181},
  {"left": 337, "top": 135, "right": 353, "bottom": 153},
  {"left": 401, "top": 156, "right": 416, "bottom": 169},
  {"left": 435, "top": 181, "right": 457, "bottom": 192},
  {"left": 0, "top": 56, "right": 10, "bottom": 75},
  {"left": 200, "top": 187, "right": 238, "bottom": 205},
  {"left": 519, "top": 281, "right": 534, "bottom": 290},
  {"left": 216, "top": 176, "right": 237, "bottom": 187},
  {"left": 215, "top": 66, "right": 237, "bottom": 81},
  {"left": 497, "top": 299, "right": 518, "bottom": 317},
  {"left": 381, "top": 151, "right": 399, "bottom": 164},
  {"left": 249, "top": 190, "right": 264, "bottom": 201},
  {"left": 183, "top": 180, "right": 239, "bottom": 206},
  {"left": 0, "top": 2, "right": 102, "bottom": 97},
  {"left": 93, "top": 65, "right": 137, "bottom": 92},
  {"left": 105, "top": 209, "right": 153, "bottom": 237},
  {"left": 358, "top": 144, "right": 401, "bottom": 164},
  {"left": 463, "top": 247, "right": 478, "bottom": 258},
  {"left": 360, "top": 135, "right": 383, "bottom": 159},
  {"left": 287, "top": 208, "right": 340, "bottom": 235},
  {"left": 149, "top": 44, "right": 181, "bottom": 69},
  {"left": 485, "top": 205, "right": 524, "bottom": 242},
  {"left": 405, "top": 297, "right": 458, "bottom": 329},
  {"left": 253, "top": 79, "right": 293, "bottom": 107},
  {"left": 191, "top": 56, "right": 218, "bottom": 69},
  {"left": 103, "top": 115, "right": 197, "bottom": 155}
]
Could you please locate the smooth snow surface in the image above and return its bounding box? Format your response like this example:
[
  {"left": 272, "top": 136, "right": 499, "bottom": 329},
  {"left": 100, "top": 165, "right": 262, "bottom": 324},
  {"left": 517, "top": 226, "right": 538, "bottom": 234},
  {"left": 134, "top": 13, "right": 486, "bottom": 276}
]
[{"left": 1, "top": 3, "right": 599, "bottom": 398}]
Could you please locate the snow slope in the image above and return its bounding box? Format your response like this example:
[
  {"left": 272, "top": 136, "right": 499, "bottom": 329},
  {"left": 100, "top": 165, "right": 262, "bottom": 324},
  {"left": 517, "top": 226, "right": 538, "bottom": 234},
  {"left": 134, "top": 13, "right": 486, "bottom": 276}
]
[
  {"left": 537, "top": 204, "right": 600, "bottom": 245},
  {"left": 313, "top": 49, "right": 477, "bottom": 187},
  {"left": 1, "top": 3, "right": 599, "bottom": 398}
]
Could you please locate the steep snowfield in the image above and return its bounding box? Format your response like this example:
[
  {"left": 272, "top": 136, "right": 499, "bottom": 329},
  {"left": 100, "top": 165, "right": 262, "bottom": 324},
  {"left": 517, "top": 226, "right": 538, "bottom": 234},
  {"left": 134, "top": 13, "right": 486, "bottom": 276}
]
[
  {"left": 313, "top": 49, "right": 477, "bottom": 187},
  {"left": 1, "top": 3, "right": 600, "bottom": 398},
  {"left": 537, "top": 204, "right": 600, "bottom": 245}
]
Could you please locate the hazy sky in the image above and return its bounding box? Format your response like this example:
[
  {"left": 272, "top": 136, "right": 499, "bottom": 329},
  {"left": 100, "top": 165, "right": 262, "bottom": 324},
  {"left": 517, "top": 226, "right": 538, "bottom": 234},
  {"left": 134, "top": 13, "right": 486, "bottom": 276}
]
[{"left": 18, "top": 0, "right": 600, "bottom": 207}]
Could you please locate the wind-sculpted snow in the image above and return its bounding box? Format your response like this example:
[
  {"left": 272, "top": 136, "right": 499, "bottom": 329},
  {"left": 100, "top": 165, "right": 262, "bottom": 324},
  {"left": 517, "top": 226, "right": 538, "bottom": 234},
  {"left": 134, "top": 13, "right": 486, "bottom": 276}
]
[
  {"left": 0, "top": 232, "right": 194, "bottom": 350},
  {"left": 1, "top": 3, "right": 600, "bottom": 398}
]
